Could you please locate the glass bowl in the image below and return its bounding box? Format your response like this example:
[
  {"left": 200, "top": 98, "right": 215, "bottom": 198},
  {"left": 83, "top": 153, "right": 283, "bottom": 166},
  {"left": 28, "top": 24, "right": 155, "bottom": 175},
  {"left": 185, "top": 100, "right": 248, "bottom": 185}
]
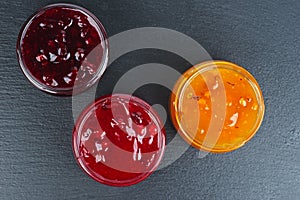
[
  {"left": 16, "top": 3, "right": 108, "bottom": 95},
  {"left": 73, "top": 94, "right": 166, "bottom": 186},
  {"left": 170, "top": 60, "right": 265, "bottom": 153}
]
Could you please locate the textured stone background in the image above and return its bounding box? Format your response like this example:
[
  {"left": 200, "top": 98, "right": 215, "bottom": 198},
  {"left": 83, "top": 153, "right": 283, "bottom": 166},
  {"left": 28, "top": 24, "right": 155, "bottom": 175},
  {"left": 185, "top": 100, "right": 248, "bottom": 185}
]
[{"left": 0, "top": 0, "right": 299, "bottom": 199}]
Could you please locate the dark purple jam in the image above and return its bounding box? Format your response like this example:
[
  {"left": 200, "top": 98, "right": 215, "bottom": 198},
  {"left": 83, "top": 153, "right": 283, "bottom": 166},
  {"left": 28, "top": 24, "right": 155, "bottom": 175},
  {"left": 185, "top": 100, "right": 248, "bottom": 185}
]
[{"left": 17, "top": 4, "right": 108, "bottom": 94}]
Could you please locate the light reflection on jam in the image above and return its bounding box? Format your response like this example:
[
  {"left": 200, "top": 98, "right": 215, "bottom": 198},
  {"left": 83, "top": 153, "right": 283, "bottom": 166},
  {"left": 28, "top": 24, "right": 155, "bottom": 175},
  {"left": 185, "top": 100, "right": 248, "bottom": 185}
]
[
  {"left": 73, "top": 94, "right": 166, "bottom": 186},
  {"left": 18, "top": 4, "right": 106, "bottom": 91}
]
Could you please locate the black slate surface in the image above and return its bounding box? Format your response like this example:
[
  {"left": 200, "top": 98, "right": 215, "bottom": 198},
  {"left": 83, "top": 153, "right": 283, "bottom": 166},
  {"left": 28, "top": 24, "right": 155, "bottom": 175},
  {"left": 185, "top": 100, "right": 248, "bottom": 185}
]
[{"left": 0, "top": 0, "right": 300, "bottom": 199}]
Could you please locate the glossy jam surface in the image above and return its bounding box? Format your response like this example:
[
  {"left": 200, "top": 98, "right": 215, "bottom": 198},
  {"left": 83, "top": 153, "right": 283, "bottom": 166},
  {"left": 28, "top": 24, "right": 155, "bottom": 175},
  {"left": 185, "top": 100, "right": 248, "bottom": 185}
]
[
  {"left": 170, "top": 61, "right": 264, "bottom": 153},
  {"left": 18, "top": 4, "right": 107, "bottom": 94},
  {"left": 73, "top": 95, "right": 165, "bottom": 186}
]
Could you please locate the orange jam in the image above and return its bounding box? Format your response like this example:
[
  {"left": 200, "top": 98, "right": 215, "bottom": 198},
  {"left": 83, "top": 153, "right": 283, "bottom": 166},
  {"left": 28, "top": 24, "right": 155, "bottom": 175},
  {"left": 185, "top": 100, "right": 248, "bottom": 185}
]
[{"left": 170, "top": 61, "right": 265, "bottom": 153}]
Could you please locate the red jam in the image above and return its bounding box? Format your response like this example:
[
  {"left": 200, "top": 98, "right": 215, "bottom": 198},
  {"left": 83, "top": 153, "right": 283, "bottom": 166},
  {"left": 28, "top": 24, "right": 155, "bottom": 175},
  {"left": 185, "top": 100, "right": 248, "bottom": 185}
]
[
  {"left": 17, "top": 4, "right": 108, "bottom": 95},
  {"left": 73, "top": 94, "right": 166, "bottom": 186}
]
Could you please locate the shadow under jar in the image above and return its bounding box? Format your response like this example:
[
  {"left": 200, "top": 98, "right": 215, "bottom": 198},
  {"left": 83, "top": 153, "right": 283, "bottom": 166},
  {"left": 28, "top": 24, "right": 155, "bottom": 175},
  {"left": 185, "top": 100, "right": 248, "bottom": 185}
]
[{"left": 17, "top": 3, "right": 108, "bottom": 95}]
